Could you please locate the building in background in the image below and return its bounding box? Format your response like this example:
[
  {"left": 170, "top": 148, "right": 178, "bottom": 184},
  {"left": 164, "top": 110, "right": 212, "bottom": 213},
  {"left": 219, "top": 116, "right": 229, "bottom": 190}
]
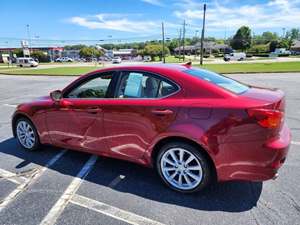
[
  {"left": 174, "top": 41, "right": 231, "bottom": 56},
  {"left": 0, "top": 47, "right": 63, "bottom": 62},
  {"left": 62, "top": 49, "right": 80, "bottom": 59},
  {"left": 106, "top": 49, "right": 137, "bottom": 59},
  {"left": 291, "top": 40, "right": 300, "bottom": 54}
]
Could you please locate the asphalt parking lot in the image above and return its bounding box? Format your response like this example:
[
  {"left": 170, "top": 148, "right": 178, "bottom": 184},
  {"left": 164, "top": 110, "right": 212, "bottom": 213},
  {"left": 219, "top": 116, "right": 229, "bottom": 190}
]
[{"left": 0, "top": 73, "right": 299, "bottom": 225}]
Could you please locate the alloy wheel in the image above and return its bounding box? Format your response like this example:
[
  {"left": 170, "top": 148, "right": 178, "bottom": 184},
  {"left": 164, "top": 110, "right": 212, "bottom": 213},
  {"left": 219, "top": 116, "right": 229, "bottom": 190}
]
[
  {"left": 160, "top": 147, "right": 203, "bottom": 191},
  {"left": 16, "top": 120, "right": 36, "bottom": 149}
]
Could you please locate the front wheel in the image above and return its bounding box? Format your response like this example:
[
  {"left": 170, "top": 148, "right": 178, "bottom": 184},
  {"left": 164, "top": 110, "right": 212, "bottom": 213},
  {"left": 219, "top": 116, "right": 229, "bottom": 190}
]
[
  {"left": 156, "top": 142, "right": 212, "bottom": 193},
  {"left": 15, "top": 118, "right": 40, "bottom": 151}
]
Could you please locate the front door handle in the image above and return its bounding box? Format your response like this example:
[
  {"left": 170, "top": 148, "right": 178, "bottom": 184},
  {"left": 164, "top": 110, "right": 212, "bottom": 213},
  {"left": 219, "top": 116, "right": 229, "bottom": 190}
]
[{"left": 151, "top": 109, "right": 174, "bottom": 115}]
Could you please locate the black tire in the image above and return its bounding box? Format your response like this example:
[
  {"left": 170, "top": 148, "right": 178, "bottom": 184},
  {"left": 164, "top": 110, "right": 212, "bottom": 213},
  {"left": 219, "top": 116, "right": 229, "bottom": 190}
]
[
  {"left": 15, "top": 117, "right": 40, "bottom": 151},
  {"left": 156, "top": 142, "right": 212, "bottom": 193}
]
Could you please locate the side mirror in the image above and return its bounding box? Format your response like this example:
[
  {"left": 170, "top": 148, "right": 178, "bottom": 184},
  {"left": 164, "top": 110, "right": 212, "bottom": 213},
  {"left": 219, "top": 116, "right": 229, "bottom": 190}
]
[{"left": 50, "top": 90, "right": 62, "bottom": 101}]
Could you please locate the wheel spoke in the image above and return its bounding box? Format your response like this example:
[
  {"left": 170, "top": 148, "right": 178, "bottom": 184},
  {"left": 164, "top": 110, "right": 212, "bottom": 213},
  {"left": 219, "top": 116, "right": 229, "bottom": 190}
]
[
  {"left": 187, "top": 171, "right": 201, "bottom": 182},
  {"left": 187, "top": 166, "right": 202, "bottom": 171},
  {"left": 163, "top": 167, "right": 176, "bottom": 172},
  {"left": 178, "top": 174, "right": 183, "bottom": 185},
  {"left": 169, "top": 171, "right": 177, "bottom": 180},
  {"left": 184, "top": 155, "right": 194, "bottom": 166},
  {"left": 183, "top": 174, "right": 192, "bottom": 185},
  {"left": 163, "top": 158, "right": 176, "bottom": 166},
  {"left": 179, "top": 149, "right": 184, "bottom": 162},
  {"left": 169, "top": 151, "right": 178, "bottom": 164}
]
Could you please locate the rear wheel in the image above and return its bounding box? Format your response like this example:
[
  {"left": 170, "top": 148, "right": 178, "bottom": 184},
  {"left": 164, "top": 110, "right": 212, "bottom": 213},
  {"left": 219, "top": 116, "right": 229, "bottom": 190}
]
[
  {"left": 15, "top": 117, "right": 40, "bottom": 151},
  {"left": 156, "top": 142, "right": 212, "bottom": 193}
]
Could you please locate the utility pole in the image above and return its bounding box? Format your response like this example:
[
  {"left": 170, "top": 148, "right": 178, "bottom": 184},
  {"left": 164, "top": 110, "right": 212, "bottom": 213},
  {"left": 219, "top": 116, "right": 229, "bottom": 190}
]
[
  {"left": 178, "top": 28, "right": 182, "bottom": 61},
  {"left": 200, "top": 3, "right": 206, "bottom": 65},
  {"left": 161, "top": 22, "right": 165, "bottom": 63},
  {"left": 26, "top": 24, "right": 31, "bottom": 57},
  {"left": 182, "top": 20, "right": 186, "bottom": 61}
]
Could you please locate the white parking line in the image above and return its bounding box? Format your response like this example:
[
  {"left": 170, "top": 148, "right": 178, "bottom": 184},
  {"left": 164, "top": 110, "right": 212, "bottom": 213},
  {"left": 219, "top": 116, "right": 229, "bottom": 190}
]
[
  {"left": 2, "top": 104, "right": 17, "bottom": 108},
  {"left": 70, "top": 194, "right": 165, "bottom": 225},
  {"left": 291, "top": 141, "right": 300, "bottom": 145},
  {"left": 0, "top": 150, "right": 67, "bottom": 212},
  {"left": 39, "top": 155, "right": 98, "bottom": 225},
  {"left": 0, "top": 168, "right": 28, "bottom": 184}
]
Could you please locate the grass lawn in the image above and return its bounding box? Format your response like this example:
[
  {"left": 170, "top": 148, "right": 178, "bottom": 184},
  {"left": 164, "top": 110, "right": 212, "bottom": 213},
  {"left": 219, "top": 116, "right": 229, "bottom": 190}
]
[
  {"left": 0, "top": 61, "right": 300, "bottom": 75},
  {"left": 0, "top": 66, "right": 101, "bottom": 75},
  {"left": 198, "top": 61, "right": 300, "bottom": 73}
]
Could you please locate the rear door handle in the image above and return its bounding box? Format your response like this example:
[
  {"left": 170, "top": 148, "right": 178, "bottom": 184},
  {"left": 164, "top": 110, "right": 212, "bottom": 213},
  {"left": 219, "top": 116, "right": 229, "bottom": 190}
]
[
  {"left": 86, "top": 107, "right": 101, "bottom": 114},
  {"left": 151, "top": 109, "right": 174, "bottom": 115}
]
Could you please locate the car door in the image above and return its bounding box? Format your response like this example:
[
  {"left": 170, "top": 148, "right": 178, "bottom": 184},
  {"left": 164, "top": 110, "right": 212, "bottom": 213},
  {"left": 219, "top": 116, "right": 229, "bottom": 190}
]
[
  {"left": 102, "top": 70, "right": 180, "bottom": 162},
  {"left": 46, "top": 71, "right": 117, "bottom": 153}
]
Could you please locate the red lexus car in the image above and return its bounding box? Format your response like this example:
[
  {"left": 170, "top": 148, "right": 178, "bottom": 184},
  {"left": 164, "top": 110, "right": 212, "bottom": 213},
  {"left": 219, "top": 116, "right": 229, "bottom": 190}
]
[{"left": 12, "top": 64, "right": 291, "bottom": 193}]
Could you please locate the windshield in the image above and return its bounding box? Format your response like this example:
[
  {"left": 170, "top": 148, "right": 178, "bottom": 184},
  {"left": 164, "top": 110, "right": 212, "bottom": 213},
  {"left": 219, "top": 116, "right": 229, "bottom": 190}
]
[{"left": 184, "top": 68, "right": 249, "bottom": 94}]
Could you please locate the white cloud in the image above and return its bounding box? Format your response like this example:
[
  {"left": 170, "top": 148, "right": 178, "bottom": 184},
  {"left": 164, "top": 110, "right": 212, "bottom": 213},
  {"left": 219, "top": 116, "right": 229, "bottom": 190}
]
[
  {"left": 174, "top": 0, "right": 300, "bottom": 31},
  {"left": 141, "top": 0, "right": 164, "bottom": 6},
  {"left": 69, "top": 14, "right": 160, "bottom": 33}
]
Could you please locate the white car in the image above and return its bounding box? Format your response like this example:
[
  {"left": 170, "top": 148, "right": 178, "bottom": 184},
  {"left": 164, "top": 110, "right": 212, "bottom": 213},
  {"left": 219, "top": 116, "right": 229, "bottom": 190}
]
[
  {"left": 55, "top": 57, "right": 73, "bottom": 62},
  {"left": 16, "top": 57, "right": 38, "bottom": 67},
  {"left": 224, "top": 52, "right": 246, "bottom": 61},
  {"left": 112, "top": 57, "right": 122, "bottom": 64}
]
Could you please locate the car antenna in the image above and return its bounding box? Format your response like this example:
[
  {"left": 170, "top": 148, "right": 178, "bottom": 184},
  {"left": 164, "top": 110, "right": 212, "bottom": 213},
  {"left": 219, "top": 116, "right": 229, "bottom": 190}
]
[{"left": 183, "top": 61, "right": 192, "bottom": 67}]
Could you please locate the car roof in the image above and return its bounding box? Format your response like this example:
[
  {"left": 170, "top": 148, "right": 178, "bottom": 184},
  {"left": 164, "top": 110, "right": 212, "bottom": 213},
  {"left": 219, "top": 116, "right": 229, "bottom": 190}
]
[{"left": 92, "top": 63, "right": 190, "bottom": 73}]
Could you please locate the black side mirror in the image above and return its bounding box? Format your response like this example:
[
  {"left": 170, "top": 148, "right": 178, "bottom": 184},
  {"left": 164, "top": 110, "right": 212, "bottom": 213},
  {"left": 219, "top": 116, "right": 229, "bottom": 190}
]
[{"left": 50, "top": 90, "right": 62, "bottom": 101}]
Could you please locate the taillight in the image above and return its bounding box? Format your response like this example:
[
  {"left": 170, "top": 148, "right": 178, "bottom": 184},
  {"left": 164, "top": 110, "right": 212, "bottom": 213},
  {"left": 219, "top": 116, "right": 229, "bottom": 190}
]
[{"left": 247, "top": 108, "right": 284, "bottom": 129}]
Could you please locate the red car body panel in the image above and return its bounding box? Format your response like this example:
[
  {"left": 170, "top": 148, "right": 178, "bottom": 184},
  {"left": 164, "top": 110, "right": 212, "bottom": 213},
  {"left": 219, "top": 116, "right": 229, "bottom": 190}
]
[{"left": 12, "top": 64, "right": 291, "bottom": 182}]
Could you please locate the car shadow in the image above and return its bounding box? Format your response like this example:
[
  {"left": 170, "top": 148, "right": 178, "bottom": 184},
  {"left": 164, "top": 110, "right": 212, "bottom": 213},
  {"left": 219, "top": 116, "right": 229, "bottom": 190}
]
[{"left": 0, "top": 137, "right": 262, "bottom": 213}]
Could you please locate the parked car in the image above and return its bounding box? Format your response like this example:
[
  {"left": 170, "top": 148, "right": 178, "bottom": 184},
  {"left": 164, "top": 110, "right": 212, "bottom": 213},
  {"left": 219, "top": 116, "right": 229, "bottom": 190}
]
[
  {"left": 144, "top": 55, "right": 152, "bottom": 62},
  {"left": 273, "top": 48, "right": 291, "bottom": 55},
  {"left": 16, "top": 57, "right": 39, "bottom": 67},
  {"left": 55, "top": 57, "right": 73, "bottom": 62},
  {"left": 12, "top": 64, "right": 290, "bottom": 193},
  {"left": 224, "top": 52, "right": 246, "bottom": 61},
  {"left": 112, "top": 56, "right": 122, "bottom": 64}
]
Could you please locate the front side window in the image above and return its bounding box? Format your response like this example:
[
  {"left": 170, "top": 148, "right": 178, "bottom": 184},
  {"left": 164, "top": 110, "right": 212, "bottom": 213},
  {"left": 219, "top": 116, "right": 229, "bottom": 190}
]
[
  {"left": 116, "top": 71, "right": 178, "bottom": 98},
  {"left": 67, "top": 73, "right": 113, "bottom": 98}
]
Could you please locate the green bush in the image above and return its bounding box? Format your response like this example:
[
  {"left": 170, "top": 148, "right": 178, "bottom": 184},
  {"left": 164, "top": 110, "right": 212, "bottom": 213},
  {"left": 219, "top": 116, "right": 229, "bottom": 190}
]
[{"left": 31, "top": 51, "right": 50, "bottom": 62}]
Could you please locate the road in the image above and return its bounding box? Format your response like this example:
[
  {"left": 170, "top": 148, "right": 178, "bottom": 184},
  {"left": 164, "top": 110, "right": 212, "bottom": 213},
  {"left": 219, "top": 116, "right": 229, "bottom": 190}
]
[{"left": 0, "top": 73, "right": 299, "bottom": 225}]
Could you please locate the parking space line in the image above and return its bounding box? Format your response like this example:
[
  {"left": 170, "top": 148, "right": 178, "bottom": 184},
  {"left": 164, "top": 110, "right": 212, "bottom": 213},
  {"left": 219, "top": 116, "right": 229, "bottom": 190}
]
[
  {"left": 39, "top": 155, "right": 98, "bottom": 225},
  {"left": 0, "top": 150, "right": 67, "bottom": 212},
  {"left": 291, "top": 141, "right": 300, "bottom": 145},
  {"left": 0, "top": 168, "right": 28, "bottom": 184},
  {"left": 70, "top": 194, "right": 165, "bottom": 225},
  {"left": 108, "top": 175, "right": 125, "bottom": 188}
]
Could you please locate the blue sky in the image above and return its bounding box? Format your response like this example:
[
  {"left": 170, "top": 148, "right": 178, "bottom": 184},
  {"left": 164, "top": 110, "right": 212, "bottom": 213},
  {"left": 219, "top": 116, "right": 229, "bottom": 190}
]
[{"left": 1, "top": 0, "right": 300, "bottom": 46}]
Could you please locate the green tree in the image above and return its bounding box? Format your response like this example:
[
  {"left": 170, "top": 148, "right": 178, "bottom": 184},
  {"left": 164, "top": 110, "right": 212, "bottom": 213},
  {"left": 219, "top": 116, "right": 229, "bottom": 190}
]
[
  {"left": 143, "top": 44, "right": 170, "bottom": 61},
  {"left": 79, "top": 47, "right": 103, "bottom": 58},
  {"left": 285, "top": 28, "right": 300, "bottom": 40},
  {"left": 13, "top": 48, "right": 23, "bottom": 57},
  {"left": 64, "top": 44, "right": 86, "bottom": 50},
  {"left": 269, "top": 40, "right": 278, "bottom": 52},
  {"left": 230, "top": 26, "right": 252, "bottom": 51}
]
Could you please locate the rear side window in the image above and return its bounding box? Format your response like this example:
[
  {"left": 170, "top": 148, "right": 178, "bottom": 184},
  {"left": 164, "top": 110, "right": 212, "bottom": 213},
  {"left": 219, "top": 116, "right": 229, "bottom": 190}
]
[
  {"left": 184, "top": 68, "right": 249, "bottom": 94},
  {"left": 116, "top": 71, "right": 178, "bottom": 98}
]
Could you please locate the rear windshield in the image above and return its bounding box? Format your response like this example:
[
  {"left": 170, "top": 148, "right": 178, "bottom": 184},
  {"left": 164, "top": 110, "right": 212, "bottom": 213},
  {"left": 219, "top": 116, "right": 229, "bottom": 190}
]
[{"left": 184, "top": 68, "right": 249, "bottom": 94}]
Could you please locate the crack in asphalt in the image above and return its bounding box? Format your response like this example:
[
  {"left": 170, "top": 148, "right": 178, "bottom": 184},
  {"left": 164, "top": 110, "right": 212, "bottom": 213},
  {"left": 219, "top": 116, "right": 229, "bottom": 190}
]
[{"left": 278, "top": 190, "right": 300, "bottom": 214}]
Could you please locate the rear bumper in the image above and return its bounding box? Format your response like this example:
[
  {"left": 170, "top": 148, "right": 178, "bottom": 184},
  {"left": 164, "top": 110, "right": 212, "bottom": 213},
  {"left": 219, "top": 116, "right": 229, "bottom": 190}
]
[{"left": 216, "top": 123, "right": 291, "bottom": 182}]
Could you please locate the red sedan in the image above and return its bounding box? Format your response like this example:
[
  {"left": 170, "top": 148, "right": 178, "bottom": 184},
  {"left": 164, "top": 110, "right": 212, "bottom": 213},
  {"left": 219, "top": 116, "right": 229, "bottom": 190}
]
[{"left": 12, "top": 64, "right": 291, "bottom": 193}]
